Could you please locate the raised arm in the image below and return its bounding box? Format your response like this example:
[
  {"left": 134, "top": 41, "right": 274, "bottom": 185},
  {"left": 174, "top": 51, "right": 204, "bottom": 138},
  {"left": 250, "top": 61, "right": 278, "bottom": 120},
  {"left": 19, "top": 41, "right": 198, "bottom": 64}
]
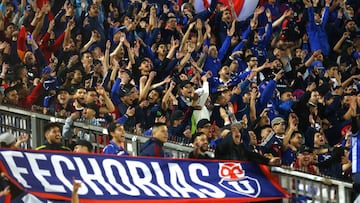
[
  {"left": 63, "top": 18, "right": 75, "bottom": 51},
  {"left": 80, "top": 30, "right": 99, "bottom": 53},
  {"left": 139, "top": 71, "right": 156, "bottom": 102},
  {"left": 321, "top": 0, "right": 331, "bottom": 28},
  {"left": 195, "top": 19, "right": 204, "bottom": 51},
  {"left": 333, "top": 32, "right": 350, "bottom": 53},
  {"left": 179, "top": 22, "right": 196, "bottom": 52},
  {"left": 97, "top": 86, "right": 115, "bottom": 114}
]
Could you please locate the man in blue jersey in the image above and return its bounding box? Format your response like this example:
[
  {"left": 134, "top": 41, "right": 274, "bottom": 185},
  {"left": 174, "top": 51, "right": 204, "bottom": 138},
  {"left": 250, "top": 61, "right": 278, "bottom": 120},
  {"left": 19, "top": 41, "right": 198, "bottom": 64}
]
[{"left": 103, "top": 122, "right": 128, "bottom": 156}]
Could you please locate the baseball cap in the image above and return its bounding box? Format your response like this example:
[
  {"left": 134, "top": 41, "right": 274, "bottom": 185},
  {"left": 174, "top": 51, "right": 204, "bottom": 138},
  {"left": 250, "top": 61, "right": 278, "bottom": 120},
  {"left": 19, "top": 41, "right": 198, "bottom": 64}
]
[
  {"left": 271, "top": 117, "right": 285, "bottom": 126},
  {"left": 353, "top": 51, "right": 360, "bottom": 60},
  {"left": 113, "top": 26, "right": 127, "bottom": 34},
  {"left": 56, "top": 86, "right": 70, "bottom": 95},
  {"left": 0, "top": 132, "right": 16, "bottom": 145},
  {"left": 310, "top": 60, "right": 324, "bottom": 69},
  {"left": 298, "top": 146, "right": 313, "bottom": 154},
  {"left": 119, "top": 84, "right": 134, "bottom": 97},
  {"left": 197, "top": 119, "right": 211, "bottom": 129}
]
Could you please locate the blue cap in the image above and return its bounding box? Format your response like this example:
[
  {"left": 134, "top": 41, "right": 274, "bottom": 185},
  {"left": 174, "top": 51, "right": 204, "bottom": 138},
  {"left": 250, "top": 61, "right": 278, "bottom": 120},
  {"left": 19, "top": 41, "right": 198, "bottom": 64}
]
[
  {"left": 113, "top": 26, "right": 127, "bottom": 34},
  {"left": 88, "top": 43, "right": 102, "bottom": 52},
  {"left": 41, "top": 66, "right": 52, "bottom": 75},
  {"left": 310, "top": 60, "right": 324, "bottom": 69},
  {"left": 353, "top": 51, "right": 360, "bottom": 60},
  {"left": 43, "top": 76, "right": 59, "bottom": 91}
]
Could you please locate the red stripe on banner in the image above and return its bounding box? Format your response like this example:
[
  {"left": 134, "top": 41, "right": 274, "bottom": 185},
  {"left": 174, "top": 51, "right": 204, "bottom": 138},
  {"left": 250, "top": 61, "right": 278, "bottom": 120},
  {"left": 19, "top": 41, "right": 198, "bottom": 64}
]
[
  {"left": 203, "top": 0, "right": 210, "bottom": 9},
  {"left": 29, "top": 192, "right": 71, "bottom": 201},
  {"left": 259, "top": 165, "right": 290, "bottom": 198},
  {"left": 74, "top": 197, "right": 283, "bottom": 203},
  {"left": 233, "top": 0, "right": 245, "bottom": 16},
  {"left": 219, "top": 0, "right": 245, "bottom": 16},
  {"left": 0, "top": 161, "right": 70, "bottom": 201},
  {"left": 0, "top": 161, "right": 24, "bottom": 194}
]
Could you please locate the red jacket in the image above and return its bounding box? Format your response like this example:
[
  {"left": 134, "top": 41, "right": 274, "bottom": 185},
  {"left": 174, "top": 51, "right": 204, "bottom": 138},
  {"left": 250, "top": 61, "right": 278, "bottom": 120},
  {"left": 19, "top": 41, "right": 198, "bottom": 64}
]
[{"left": 18, "top": 82, "right": 44, "bottom": 109}]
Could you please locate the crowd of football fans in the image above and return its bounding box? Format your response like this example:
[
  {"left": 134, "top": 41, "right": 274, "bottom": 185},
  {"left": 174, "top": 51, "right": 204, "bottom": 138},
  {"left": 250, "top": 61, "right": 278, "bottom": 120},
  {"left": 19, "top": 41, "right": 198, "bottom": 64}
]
[{"left": 0, "top": 0, "right": 360, "bottom": 198}]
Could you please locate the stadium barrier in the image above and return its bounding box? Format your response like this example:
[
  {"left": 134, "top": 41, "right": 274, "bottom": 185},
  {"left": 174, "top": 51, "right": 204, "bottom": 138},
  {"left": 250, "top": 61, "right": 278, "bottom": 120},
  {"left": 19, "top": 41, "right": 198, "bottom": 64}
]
[
  {"left": 271, "top": 167, "right": 353, "bottom": 203},
  {"left": 0, "top": 105, "right": 353, "bottom": 202}
]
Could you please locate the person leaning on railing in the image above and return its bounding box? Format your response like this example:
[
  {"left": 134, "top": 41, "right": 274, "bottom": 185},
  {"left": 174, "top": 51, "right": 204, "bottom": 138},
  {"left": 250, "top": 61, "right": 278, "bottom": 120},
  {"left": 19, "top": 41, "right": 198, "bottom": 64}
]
[
  {"left": 103, "top": 122, "right": 129, "bottom": 156},
  {"left": 36, "top": 123, "right": 71, "bottom": 151}
]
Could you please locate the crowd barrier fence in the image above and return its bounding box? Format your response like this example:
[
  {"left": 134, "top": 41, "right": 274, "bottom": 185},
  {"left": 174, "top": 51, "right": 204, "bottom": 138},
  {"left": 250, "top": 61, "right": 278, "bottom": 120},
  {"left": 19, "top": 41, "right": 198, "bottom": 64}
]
[{"left": 0, "top": 105, "right": 353, "bottom": 203}]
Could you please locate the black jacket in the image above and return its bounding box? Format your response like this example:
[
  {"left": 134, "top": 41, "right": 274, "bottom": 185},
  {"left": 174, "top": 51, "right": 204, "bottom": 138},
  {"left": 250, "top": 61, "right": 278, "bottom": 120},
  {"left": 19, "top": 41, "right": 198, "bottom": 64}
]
[
  {"left": 215, "top": 132, "right": 269, "bottom": 165},
  {"left": 35, "top": 142, "right": 71, "bottom": 151}
]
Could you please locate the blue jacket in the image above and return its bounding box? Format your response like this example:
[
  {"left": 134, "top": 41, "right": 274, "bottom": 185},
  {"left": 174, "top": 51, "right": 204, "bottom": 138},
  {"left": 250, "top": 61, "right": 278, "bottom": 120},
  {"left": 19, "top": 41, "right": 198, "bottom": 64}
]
[
  {"left": 203, "top": 36, "right": 231, "bottom": 77},
  {"left": 103, "top": 141, "right": 129, "bottom": 156},
  {"left": 140, "top": 138, "right": 164, "bottom": 157},
  {"left": 249, "top": 22, "right": 273, "bottom": 65},
  {"left": 256, "top": 80, "right": 278, "bottom": 115},
  {"left": 306, "top": 6, "right": 330, "bottom": 55}
]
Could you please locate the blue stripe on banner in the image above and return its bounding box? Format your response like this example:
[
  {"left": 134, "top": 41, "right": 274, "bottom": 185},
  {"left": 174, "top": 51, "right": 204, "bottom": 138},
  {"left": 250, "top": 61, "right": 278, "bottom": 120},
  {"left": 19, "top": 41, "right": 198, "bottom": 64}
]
[{"left": 0, "top": 149, "right": 288, "bottom": 202}]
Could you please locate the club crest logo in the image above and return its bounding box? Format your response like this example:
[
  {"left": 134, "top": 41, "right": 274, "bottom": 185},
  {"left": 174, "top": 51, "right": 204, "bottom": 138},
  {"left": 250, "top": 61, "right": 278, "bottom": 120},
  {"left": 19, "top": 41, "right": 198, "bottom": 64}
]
[{"left": 218, "top": 163, "right": 261, "bottom": 197}]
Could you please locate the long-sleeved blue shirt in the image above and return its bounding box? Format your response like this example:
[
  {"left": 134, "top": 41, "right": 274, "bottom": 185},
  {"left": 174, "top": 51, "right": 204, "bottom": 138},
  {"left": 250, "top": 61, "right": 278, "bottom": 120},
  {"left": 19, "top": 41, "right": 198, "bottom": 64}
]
[
  {"left": 306, "top": 6, "right": 330, "bottom": 55},
  {"left": 203, "top": 35, "right": 231, "bottom": 77}
]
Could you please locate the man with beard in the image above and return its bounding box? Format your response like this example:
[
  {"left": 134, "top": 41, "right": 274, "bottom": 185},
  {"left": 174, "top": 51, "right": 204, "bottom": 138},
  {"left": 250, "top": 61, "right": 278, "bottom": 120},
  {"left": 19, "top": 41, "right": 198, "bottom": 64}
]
[
  {"left": 208, "top": 65, "right": 243, "bottom": 93},
  {"left": 71, "top": 86, "right": 87, "bottom": 113},
  {"left": 189, "top": 132, "right": 212, "bottom": 159},
  {"left": 36, "top": 123, "right": 71, "bottom": 151}
]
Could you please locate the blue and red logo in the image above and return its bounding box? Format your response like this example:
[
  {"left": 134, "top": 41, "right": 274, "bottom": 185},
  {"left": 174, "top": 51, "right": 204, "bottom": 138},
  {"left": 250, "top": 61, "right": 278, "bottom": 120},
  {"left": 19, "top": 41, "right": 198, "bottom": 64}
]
[{"left": 218, "top": 163, "right": 261, "bottom": 197}]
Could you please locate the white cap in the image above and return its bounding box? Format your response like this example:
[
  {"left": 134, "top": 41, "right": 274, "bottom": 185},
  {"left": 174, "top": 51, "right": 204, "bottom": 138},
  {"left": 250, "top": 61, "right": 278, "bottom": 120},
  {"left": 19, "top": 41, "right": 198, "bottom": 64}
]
[{"left": 0, "top": 132, "right": 16, "bottom": 145}]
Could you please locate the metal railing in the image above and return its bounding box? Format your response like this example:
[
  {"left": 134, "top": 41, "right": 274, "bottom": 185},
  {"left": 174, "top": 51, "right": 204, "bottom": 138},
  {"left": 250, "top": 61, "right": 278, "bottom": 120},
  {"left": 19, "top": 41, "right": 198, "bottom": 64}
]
[
  {"left": 0, "top": 105, "right": 354, "bottom": 202},
  {"left": 0, "top": 105, "right": 195, "bottom": 157},
  {"left": 271, "top": 167, "right": 353, "bottom": 203}
]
